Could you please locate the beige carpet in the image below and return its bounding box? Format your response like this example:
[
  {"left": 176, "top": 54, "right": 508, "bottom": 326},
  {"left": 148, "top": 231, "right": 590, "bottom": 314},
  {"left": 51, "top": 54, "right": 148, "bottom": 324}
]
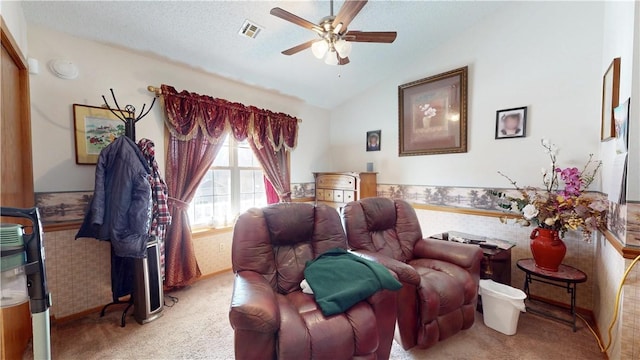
[{"left": 24, "top": 271, "right": 604, "bottom": 359}]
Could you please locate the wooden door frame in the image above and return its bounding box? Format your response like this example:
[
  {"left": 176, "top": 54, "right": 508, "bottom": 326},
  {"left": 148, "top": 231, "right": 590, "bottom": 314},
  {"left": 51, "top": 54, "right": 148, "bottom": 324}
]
[{"left": 1, "top": 16, "right": 34, "bottom": 207}]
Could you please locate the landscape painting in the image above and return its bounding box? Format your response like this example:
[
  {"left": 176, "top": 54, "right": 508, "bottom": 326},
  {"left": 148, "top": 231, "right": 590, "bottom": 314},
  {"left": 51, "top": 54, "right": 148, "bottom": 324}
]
[{"left": 74, "top": 104, "right": 127, "bottom": 164}]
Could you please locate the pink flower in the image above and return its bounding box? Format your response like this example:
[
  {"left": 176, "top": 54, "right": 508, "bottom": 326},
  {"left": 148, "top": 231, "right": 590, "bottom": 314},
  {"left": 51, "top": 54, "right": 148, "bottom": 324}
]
[{"left": 556, "top": 167, "right": 582, "bottom": 196}]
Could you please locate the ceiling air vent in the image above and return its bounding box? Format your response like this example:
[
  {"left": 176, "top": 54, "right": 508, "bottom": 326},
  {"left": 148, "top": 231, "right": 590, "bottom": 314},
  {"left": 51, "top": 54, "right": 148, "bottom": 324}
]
[{"left": 238, "top": 19, "right": 263, "bottom": 39}]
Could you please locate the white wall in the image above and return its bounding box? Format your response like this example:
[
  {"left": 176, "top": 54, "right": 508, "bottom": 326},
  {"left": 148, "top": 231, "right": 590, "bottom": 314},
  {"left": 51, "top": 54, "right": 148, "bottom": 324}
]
[
  {"left": 600, "top": 0, "right": 638, "bottom": 201},
  {"left": 0, "top": 0, "right": 28, "bottom": 57},
  {"left": 627, "top": 2, "right": 640, "bottom": 201},
  {"left": 593, "top": 235, "right": 625, "bottom": 360},
  {"left": 27, "top": 25, "right": 331, "bottom": 192},
  {"left": 595, "top": 1, "right": 638, "bottom": 358},
  {"left": 329, "top": 2, "right": 604, "bottom": 189}
]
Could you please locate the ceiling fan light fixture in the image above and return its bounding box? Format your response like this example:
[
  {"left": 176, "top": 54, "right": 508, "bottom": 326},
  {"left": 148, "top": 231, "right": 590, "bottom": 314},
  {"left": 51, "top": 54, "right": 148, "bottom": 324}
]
[
  {"left": 271, "top": 0, "right": 397, "bottom": 66},
  {"left": 334, "top": 39, "right": 352, "bottom": 58},
  {"left": 312, "top": 40, "right": 329, "bottom": 59},
  {"left": 324, "top": 51, "right": 339, "bottom": 66}
]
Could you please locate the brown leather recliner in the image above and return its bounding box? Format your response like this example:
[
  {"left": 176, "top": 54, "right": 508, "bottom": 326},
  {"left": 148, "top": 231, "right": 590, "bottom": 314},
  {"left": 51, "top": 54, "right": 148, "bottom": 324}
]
[
  {"left": 343, "top": 198, "right": 484, "bottom": 350},
  {"left": 229, "top": 202, "right": 398, "bottom": 360}
]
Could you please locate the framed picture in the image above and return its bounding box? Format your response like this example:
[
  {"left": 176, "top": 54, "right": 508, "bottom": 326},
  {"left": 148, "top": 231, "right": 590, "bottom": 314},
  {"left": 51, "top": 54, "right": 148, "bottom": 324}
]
[
  {"left": 399, "top": 66, "right": 468, "bottom": 156},
  {"left": 601, "top": 57, "right": 621, "bottom": 141},
  {"left": 495, "top": 106, "right": 527, "bottom": 139},
  {"left": 614, "top": 98, "right": 630, "bottom": 154},
  {"left": 73, "top": 104, "right": 127, "bottom": 164},
  {"left": 366, "top": 130, "right": 381, "bottom": 151}
]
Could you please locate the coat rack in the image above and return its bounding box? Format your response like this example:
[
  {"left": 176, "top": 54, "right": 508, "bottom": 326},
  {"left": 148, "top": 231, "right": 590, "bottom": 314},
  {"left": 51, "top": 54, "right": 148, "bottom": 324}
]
[
  {"left": 98, "top": 88, "right": 156, "bottom": 326},
  {"left": 102, "top": 88, "right": 156, "bottom": 141}
]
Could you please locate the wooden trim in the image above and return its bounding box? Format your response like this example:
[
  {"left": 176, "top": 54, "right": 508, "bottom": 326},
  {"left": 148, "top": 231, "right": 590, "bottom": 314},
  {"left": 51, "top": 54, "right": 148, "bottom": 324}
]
[
  {"left": 414, "top": 203, "right": 640, "bottom": 260},
  {"left": 192, "top": 226, "right": 233, "bottom": 239},
  {"left": 52, "top": 303, "right": 118, "bottom": 324},
  {"left": 1, "top": 16, "right": 34, "bottom": 208},
  {"left": 197, "top": 268, "right": 232, "bottom": 281},
  {"left": 0, "top": 16, "right": 27, "bottom": 68},
  {"left": 412, "top": 203, "right": 521, "bottom": 219},
  {"left": 601, "top": 229, "right": 640, "bottom": 260},
  {"left": 53, "top": 269, "right": 233, "bottom": 322},
  {"left": 43, "top": 222, "right": 82, "bottom": 233},
  {"left": 527, "top": 295, "right": 606, "bottom": 357},
  {"left": 291, "top": 197, "right": 314, "bottom": 203},
  {"left": 528, "top": 294, "right": 593, "bottom": 317}
]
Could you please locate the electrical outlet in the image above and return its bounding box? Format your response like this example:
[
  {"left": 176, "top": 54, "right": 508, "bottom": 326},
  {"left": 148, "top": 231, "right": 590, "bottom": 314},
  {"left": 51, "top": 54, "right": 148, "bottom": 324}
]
[{"left": 219, "top": 243, "right": 224, "bottom": 252}]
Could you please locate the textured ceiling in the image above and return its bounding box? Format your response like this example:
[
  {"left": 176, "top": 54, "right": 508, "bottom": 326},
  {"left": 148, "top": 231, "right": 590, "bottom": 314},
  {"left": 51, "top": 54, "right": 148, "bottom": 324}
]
[{"left": 21, "top": 1, "right": 505, "bottom": 109}]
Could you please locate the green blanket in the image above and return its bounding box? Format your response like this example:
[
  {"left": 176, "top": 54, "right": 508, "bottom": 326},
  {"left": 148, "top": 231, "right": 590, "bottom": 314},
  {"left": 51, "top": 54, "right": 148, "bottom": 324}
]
[{"left": 304, "top": 248, "right": 402, "bottom": 316}]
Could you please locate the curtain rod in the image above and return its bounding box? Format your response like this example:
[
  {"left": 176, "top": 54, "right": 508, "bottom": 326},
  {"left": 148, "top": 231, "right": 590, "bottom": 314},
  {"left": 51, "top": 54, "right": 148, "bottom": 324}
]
[
  {"left": 146, "top": 85, "right": 302, "bottom": 123},
  {"left": 147, "top": 85, "right": 162, "bottom": 97}
]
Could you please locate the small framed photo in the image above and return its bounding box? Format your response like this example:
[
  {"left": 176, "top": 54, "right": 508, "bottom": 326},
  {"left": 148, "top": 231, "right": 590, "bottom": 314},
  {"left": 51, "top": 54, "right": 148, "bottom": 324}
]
[
  {"left": 366, "top": 130, "right": 381, "bottom": 151},
  {"left": 495, "top": 106, "right": 527, "bottom": 139}
]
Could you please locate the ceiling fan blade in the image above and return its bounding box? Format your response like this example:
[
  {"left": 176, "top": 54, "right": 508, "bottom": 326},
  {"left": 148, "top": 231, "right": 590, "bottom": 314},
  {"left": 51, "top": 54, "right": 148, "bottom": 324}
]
[
  {"left": 338, "top": 56, "right": 350, "bottom": 66},
  {"left": 344, "top": 31, "right": 397, "bottom": 43},
  {"left": 332, "top": 0, "right": 368, "bottom": 33},
  {"left": 270, "top": 7, "right": 323, "bottom": 34},
  {"left": 281, "top": 40, "right": 317, "bottom": 55}
]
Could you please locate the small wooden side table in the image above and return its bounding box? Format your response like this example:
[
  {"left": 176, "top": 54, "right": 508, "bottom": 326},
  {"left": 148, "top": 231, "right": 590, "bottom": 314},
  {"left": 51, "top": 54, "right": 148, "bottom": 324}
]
[
  {"left": 516, "top": 258, "right": 587, "bottom": 331},
  {"left": 481, "top": 247, "right": 512, "bottom": 285}
]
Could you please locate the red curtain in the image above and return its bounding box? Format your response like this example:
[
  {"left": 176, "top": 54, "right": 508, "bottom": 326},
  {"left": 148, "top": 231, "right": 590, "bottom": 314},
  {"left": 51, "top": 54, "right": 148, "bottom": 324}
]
[
  {"left": 162, "top": 85, "right": 298, "bottom": 149},
  {"left": 264, "top": 176, "right": 279, "bottom": 204},
  {"left": 160, "top": 85, "right": 299, "bottom": 288},
  {"left": 250, "top": 139, "right": 291, "bottom": 202},
  {"left": 164, "top": 136, "right": 224, "bottom": 290}
]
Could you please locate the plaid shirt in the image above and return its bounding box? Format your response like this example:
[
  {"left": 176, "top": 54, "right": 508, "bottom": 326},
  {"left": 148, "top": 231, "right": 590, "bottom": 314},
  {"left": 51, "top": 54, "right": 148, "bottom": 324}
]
[{"left": 138, "top": 139, "right": 171, "bottom": 280}]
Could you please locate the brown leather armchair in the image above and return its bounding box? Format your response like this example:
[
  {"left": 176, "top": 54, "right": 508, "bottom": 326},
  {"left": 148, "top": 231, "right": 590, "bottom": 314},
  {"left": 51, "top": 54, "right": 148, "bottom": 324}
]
[
  {"left": 343, "top": 198, "right": 483, "bottom": 350},
  {"left": 229, "top": 203, "right": 398, "bottom": 360}
]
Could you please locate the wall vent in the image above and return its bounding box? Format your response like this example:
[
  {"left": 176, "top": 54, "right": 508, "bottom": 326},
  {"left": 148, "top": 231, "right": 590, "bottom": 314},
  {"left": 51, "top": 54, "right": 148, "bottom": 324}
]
[{"left": 238, "top": 19, "right": 263, "bottom": 39}]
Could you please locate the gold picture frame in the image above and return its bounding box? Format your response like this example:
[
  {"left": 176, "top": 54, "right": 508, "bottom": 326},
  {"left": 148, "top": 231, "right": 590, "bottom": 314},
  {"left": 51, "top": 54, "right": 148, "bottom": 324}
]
[
  {"left": 399, "top": 66, "right": 468, "bottom": 156},
  {"left": 73, "top": 104, "right": 127, "bottom": 164},
  {"left": 601, "top": 57, "right": 621, "bottom": 141}
]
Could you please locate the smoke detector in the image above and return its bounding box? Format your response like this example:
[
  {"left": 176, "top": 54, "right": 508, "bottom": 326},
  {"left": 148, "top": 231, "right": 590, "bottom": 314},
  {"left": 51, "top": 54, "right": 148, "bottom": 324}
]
[
  {"left": 48, "top": 59, "right": 79, "bottom": 80},
  {"left": 238, "top": 19, "right": 263, "bottom": 39}
]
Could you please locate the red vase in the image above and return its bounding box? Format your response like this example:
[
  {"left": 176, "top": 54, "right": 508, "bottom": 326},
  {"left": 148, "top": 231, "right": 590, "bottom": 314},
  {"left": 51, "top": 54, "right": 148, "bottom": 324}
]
[{"left": 530, "top": 227, "right": 566, "bottom": 272}]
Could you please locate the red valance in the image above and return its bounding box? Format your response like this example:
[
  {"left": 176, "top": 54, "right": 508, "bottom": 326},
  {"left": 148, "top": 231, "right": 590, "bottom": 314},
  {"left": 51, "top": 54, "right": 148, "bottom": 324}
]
[{"left": 161, "top": 85, "right": 298, "bottom": 151}]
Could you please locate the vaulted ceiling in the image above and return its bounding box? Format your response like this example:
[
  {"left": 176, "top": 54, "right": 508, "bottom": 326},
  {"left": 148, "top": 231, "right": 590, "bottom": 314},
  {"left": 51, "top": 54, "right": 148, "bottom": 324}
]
[{"left": 21, "top": 1, "right": 506, "bottom": 108}]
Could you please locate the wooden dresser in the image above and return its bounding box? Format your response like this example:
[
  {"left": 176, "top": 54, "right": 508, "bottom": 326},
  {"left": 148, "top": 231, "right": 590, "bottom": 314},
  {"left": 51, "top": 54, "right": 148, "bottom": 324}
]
[{"left": 313, "top": 172, "right": 377, "bottom": 208}]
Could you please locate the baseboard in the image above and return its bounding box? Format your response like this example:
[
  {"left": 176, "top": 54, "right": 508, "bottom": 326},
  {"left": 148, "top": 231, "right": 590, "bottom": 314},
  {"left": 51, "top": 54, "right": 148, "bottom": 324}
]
[
  {"left": 52, "top": 303, "right": 113, "bottom": 325},
  {"left": 198, "top": 268, "right": 233, "bottom": 280},
  {"left": 528, "top": 294, "right": 607, "bottom": 358},
  {"left": 528, "top": 294, "right": 592, "bottom": 317},
  {"left": 53, "top": 270, "right": 233, "bottom": 323}
]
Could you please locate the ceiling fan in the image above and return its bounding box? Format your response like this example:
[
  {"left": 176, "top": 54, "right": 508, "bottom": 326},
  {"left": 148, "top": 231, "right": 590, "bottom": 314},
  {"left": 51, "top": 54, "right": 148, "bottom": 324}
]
[{"left": 270, "top": 0, "right": 397, "bottom": 66}]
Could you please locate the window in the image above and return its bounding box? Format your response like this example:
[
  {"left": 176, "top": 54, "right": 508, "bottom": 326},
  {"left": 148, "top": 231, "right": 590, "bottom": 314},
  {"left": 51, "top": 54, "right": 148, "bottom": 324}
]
[{"left": 188, "top": 135, "right": 266, "bottom": 228}]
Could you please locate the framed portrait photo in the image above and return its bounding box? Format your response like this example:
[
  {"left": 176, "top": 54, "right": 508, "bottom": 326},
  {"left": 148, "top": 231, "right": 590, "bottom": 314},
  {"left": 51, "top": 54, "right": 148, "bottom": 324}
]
[
  {"left": 366, "top": 130, "right": 381, "bottom": 151},
  {"left": 601, "top": 57, "right": 621, "bottom": 141},
  {"left": 399, "top": 66, "right": 468, "bottom": 156},
  {"left": 495, "top": 106, "right": 527, "bottom": 139},
  {"left": 73, "top": 104, "right": 128, "bottom": 164}
]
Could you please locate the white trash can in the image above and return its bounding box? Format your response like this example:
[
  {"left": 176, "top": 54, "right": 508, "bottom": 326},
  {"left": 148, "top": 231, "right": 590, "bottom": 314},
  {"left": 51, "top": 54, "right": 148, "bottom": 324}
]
[{"left": 478, "top": 279, "right": 527, "bottom": 335}]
